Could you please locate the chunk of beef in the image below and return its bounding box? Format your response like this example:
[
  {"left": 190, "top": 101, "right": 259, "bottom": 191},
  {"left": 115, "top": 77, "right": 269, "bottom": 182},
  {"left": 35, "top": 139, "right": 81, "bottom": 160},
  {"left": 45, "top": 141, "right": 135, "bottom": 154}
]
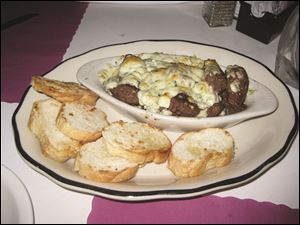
[
  {"left": 109, "top": 84, "right": 139, "bottom": 106},
  {"left": 204, "top": 59, "right": 227, "bottom": 94},
  {"left": 168, "top": 93, "right": 200, "bottom": 117},
  {"left": 225, "top": 65, "right": 249, "bottom": 107},
  {"left": 207, "top": 102, "right": 225, "bottom": 117}
]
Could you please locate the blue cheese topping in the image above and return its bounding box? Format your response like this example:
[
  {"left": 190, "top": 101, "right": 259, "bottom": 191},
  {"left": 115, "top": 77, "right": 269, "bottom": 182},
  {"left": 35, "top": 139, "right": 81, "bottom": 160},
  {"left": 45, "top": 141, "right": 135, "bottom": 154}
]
[{"left": 98, "top": 53, "right": 221, "bottom": 117}]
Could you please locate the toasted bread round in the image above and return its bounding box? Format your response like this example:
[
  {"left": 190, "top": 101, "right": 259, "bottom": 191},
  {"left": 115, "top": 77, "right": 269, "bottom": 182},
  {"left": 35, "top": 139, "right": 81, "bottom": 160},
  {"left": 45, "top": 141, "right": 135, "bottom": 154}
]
[
  {"left": 74, "top": 138, "right": 139, "bottom": 183},
  {"left": 28, "top": 99, "right": 81, "bottom": 162},
  {"left": 102, "top": 121, "right": 172, "bottom": 164},
  {"left": 56, "top": 103, "right": 109, "bottom": 143},
  {"left": 168, "top": 128, "right": 234, "bottom": 177},
  {"left": 31, "top": 76, "right": 99, "bottom": 105}
]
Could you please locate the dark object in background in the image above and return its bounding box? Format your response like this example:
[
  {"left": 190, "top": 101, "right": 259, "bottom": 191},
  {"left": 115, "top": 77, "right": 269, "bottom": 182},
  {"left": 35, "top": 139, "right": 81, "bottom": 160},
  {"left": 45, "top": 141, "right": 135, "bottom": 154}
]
[
  {"left": 202, "top": 1, "right": 236, "bottom": 27},
  {"left": 236, "top": 1, "right": 298, "bottom": 44},
  {"left": 1, "top": 13, "right": 38, "bottom": 31},
  {"left": 275, "top": 5, "right": 299, "bottom": 89}
]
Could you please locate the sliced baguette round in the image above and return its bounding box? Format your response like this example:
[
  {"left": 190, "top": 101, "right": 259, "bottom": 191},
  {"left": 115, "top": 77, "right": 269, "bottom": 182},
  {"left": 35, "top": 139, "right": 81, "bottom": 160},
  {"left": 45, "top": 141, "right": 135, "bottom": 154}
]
[
  {"left": 102, "top": 121, "right": 172, "bottom": 164},
  {"left": 74, "top": 138, "right": 139, "bottom": 183},
  {"left": 56, "top": 103, "right": 109, "bottom": 143},
  {"left": 28, "top": 99, "right": 81, "bottom": 162},
  {"left": 168, "top": 128, "right": 234, "bottom": 177},
  {"left": 31, "top": 75, "right": 99, "bottom": 105}
]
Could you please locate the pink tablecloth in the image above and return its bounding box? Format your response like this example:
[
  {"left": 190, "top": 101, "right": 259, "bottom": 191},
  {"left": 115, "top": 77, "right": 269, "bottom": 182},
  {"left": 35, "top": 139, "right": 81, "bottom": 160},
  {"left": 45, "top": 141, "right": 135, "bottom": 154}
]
[
  {"left": 1, "top": 1, "right": 88, "bottom": 102},
  {"left": 1, "top": 2, "right": 299, "bottom": 224},
  {"left": 88, "top": 196, "right": 298, "bottom": 224}
]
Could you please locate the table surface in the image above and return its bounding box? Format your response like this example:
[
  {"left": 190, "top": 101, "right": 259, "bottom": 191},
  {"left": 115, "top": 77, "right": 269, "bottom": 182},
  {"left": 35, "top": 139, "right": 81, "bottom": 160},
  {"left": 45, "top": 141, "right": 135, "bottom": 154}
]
[{"left": 1, "top": 1, "right": 299, "bottom": 224}]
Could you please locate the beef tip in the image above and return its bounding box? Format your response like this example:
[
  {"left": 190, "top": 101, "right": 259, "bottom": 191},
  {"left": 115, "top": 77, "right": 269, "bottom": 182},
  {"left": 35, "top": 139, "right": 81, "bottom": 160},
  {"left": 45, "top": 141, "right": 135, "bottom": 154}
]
[
  {"left": 207, "top": 102, "right": 225, "bottom": 117},
  {"left": 225, "top": 65, "right": 249, "bottom": 106},
  {"left": 168, "top": 93, "right": 200, "bottom": 117},
  {"left": 109, "top": 84, "right": 139, "bottom": 106},
  {"left": 225, "top": 103, "right": 247, "bottom": 115},
  {"left": 205, "top": 73, "right": 227, "bottom": 94},
  {"left": 204, "top": 59, "right": 227, "bottom": 94}
]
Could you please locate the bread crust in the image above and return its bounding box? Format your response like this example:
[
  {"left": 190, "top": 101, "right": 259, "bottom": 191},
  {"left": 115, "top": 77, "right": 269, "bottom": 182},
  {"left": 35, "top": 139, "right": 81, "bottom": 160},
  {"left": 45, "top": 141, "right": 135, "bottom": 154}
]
[
  {"left": 74, "top": 160, "right": 138, "bottom": 183},
  {"left": 102, "top": 121, "right": 172, "bottom": 164},
  {"left": 168, "top": 149, "right": 234, "bottom": 177},
  {"left": 107, "top": 147, "right": 171, "bottom": 164},
  {"left": 56, "top": 115, "right": 102, "bottom": 143},
  {"left": 28, "top": 99, "right": 81, "bottom": 162},
  {"left": 168, "top": 153, "right": 208, "bottom": 177},
  {"left": 39, "top": 136, "right": 79, "bottom": 163},
  {"left": 168, "top": 128, "right": 234, "bottom": 177},
  {"left": 74, "top": 138, "right": 139, "bottom": 183},
  {"left": 31, "top": 76, "right": 99, "bottom": 105},
  {"left": 56, "top": 103, "right": 108, "bottom": 143}
]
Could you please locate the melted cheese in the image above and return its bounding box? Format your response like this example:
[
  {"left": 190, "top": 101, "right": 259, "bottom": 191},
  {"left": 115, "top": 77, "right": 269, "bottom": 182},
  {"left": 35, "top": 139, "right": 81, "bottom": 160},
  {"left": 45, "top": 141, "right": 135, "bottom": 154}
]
[{"left": 98, "top": 53, "right": 221, "bottom": 117}]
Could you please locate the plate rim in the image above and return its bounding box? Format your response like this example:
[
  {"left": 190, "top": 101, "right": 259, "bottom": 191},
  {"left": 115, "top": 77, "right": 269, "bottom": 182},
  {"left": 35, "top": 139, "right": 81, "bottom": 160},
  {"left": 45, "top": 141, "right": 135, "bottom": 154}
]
[
  {"left": 1, "top": 164, "right": 35, "bottom": 223},
  {"left": 12, "top": 39, "right": 299, "bottom": 201}
]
